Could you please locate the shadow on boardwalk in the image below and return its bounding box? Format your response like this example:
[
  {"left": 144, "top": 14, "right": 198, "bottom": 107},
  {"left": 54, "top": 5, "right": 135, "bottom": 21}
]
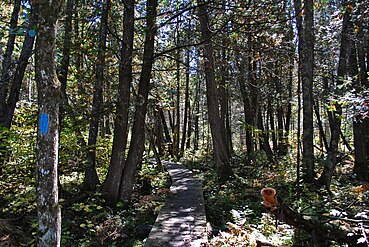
[{"left": 144, "top": 162, "right": 208, "bottom": 247}]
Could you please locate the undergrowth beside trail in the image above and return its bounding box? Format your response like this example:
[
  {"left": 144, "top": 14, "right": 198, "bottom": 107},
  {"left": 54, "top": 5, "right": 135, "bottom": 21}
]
[
  {"left": 0, "top": 104, "right": 171, "bottom": 246},
  {"left": 1, "top": 150, "right": 170, "bottom": 247},
  {"left": 183, "top": 151, "right": 369, "bottom": 247}
]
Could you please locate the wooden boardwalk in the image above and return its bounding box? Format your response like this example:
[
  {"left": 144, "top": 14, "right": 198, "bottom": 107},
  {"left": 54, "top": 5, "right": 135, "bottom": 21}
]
[{"left": 144, "top": 162, "right": 208, "bottom": 247}]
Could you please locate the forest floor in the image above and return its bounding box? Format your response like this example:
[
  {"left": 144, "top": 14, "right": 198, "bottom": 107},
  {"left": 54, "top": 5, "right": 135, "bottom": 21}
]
[
  {"left": 0, "top": 151, "right": 368, "bottom": 246},
  {"left": 0, "top": 161, "right": 171, "bottom": 246}
]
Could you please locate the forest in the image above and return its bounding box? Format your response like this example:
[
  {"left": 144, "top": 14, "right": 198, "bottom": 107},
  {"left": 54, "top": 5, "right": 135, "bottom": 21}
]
[{"left": 0, "top": 0, "right": 368, "bottom": 246}]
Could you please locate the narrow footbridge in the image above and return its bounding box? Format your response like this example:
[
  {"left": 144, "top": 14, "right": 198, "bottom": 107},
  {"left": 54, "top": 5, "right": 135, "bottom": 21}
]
[{"left": 144, "top": 162, "right": 208, "bottom": 247}]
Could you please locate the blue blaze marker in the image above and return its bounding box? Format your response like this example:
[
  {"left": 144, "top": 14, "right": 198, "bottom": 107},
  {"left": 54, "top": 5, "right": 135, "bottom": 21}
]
[
  {"left": 28, "top": 29, "right": 37, "bottom": 37},
  {"left": 40, "top": 114, "right": 49, "bottom": 134}
]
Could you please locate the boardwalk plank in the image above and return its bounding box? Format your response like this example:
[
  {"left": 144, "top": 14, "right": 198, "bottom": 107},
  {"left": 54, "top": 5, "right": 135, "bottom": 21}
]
[{"left": 144, "top": 162, "right": 207, "bottom": 247}]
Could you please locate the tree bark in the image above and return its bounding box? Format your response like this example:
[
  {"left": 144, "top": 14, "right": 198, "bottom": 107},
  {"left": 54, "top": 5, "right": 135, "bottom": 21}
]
[
  {"left": 154, "top": 107, "right": 164, "bottom": 155},
  {"left": 118, "top": 0, "right": 158, "bottom": 201},
  {"left": 194, "top": 77, "right": 200, "bottom": 151},
  {"left": 237, "top": 52, "right": 254, "bottom": 158},
  {"left": 173, "top": 29, "right": 181, "bottom": 159},
  {"left": 34, "top": 0, "right": 62, "bottom": 245},
  {"left": 0, "top": 0, "right": 21, "bottom": 116},
  {"left": 180, "top": 35, "right": 191, "bottom": 156},
  {"left": 353, "top": 117, "right": 369, "bottom": 181},
  {"left": 257, "top": 110, "right": 274, "bottom": 163},
  {"left": 314, "top": 100, "right": 329, "bottom": 152},
  {"left": 103, "top": 0, "right": 135, "bottom": 202},
  {"left": 318, "top": 3, "right": 351, "bottom": 187},
  {"left": 5, "top": 4, "right": 39, "bottom": 129},
  {"left": 84, "top": 0, "right": 111, "bottom": 191},
  {"left": 198, "top": 0, "right": 233, "bottom": 181},
  {"left": 301, "top": 0, "right": 315, "bottom": 182},
  {"left": 160, "top": 108, "right": 172, "bottom": 143},
  {"left": 282, "top": 24, "right": 294, "bottom": 155},
  {"left": 0, "top": 0, "right": 21, "bottom": 169},
  {"left": 58, "top": 0, "right": 73, "bottom": 102},
  {"left": 293, "top": 0, "right": 303, "bottom": 186},
  {"left": 268, "top": 100, "right": 277, "bottom": 152},
  {"left": 56, "top": 0, "right": 74, "bottom": 152},
  {"left": 0, "top": 1, "right": 39, "bottom": 170},
  {"left": 353, "top": 2, "right": 369, "bottom": 181}
]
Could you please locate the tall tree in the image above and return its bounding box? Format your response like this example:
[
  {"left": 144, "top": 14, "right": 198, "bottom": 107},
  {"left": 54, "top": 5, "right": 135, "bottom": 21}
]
[
  {"left": 352, "top": 0, "right": 369, "bottom": 181},
  {"left": 318, "top": 2, "right": 352, "bottom": 187},
  {"left": 0, "top": 0, "right": 21, "bottom": 115},
  {"left": 57, "top": 0, "right": 88, "bottom": 153},
  {"left": 0, "top": 0, "right": 23, "bottom": 169},
  {"left": 294, "top": 0, "right": 315, "bottom": 182},
  {"left": 58, "top": 0, "right": 73, "bottom": 112},
  {"left": 84, "top": 0, "right": 111, "bottom": 191},
  {"left": 118, "top": 0, "right": 158, "bottom": 201},
  {"left": 198, "top": 0, "right": 233, "bottom": 181},
  {"left": 34, "top": 0, "right": 62, "bottom": 245},
  {"left": 102, "top": 0, "right": 135, "bottom": 202},
  {"left": 180, "top": 23, "right": 192, "bottom": 156},
  {"left": 4, "top": 3, "right": 39, "bottom": 129},
  {"left": 237, "top": 51, "right": 254, "bottom": 158},
  {"left": 0, "top": 0, "right": 39, "bottom": 170},
  {"left": 302, "top": 0, "right": 315, "bottom": 182}
]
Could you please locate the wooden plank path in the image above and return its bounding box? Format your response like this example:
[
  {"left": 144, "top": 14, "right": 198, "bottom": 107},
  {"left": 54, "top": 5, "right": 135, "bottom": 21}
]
[{"left": 144, "top": 162, "right": 208, "bottom": 247}]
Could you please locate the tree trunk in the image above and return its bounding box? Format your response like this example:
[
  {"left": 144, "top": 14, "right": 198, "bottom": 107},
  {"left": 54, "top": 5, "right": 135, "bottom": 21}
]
[
  {"left": 56, "top": 0, "right": 88, "bottom": 180},
  {"left": 154, "top": 108, "right": 164, "bottom": 155},
  {"left": 147, "top": 126, "right": 162, "bottom": 169},
  {"left": 84, "top": 0, "right": 111, "bottom": 191},
  {"left": 293, "top": 0, "right": 303, "bottom": 189},
  {"left": 74, "top": 1, "right": 84, "bottom": 96},
  {"left": 219, "top": 45, "right": 228, "bottom": 149},
  {"left": 180, "top": 36, "right": 190, "bottom": 156},
  {"left": 257, "top": 110, "right": 274, "bottom": 163},
  {"left": 282, "top": 25, "right": 294, "bottom": 155},
  {"left": 274, "top": 65, "right": 286, "bottom": 155},
  {"left": 237, "top": 53, "right": 254, "bottom": 158},
  {"left": 118, "top": 0, "right": 158, "bottom": 201},
  {"left": 4, "top": 4, "right": 39, "bottom": 129},
  {"left": 160, "top": 108, "right": 172, "bottom": 143},
  {"left": 198, "top": 0, "right": 233, "bottom": 181},
  {"left": 0, "top": 0, "right": 21, "bottom": 169},
  {"left": 35, "top": 0, "right": 62, "bottom": 245},
  {"left": 0, "top": 0, "right": 21, "bottom": 117},
  {"left": 353, "top": 118, "right": 369, "bottom": 181},
  {"left": 102, "top": 0, "right": 135, "bottom": 202},
  {"left": 268, "top": 100, "right": 277, "bottom": 152},
  {"left": 353, "top": 3, "right": 369, "bottom": 181},
  {"left": 194, "top": 79, "right": 200, "bottom": 151},
  {"left": 58, "top": 0, "right": 73, "bottom": 105},
  {"left": 314, "top": 100, "right": 329, "bottom": 152},
  {"left": 318, "top": 3, "right": 351, "bottom": 187},
  {"left": 186, "top": 108, "right": 192, "bottom": 149},
  {"left": 0, "top": 1, "right": 39, "bottom": 170},
  {"left": 173, "top": 38, "right": 181, "bottom": 159},
  {"left": 301, "top": 0, "right": 315, "bottom": 182}
]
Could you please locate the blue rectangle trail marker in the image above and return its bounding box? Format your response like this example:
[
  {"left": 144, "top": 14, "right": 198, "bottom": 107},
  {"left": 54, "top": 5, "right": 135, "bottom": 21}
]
[{"left": 40, "top": 114, "right": 49, "bottom": 134}]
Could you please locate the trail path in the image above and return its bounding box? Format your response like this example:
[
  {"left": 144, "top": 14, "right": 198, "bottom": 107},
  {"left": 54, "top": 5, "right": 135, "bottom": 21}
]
[{"left": 144, "top": 162, "right": 208, "bottom": 246}]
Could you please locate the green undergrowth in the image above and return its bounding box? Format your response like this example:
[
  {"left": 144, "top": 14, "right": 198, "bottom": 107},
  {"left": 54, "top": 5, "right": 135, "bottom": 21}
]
[
  {"left": 183, "top": 151, "right": 369, "bottom": 246},
  {"left": 0, "top": 103, "right": 171, "bottom": 246},
  {"left": 0, "top": 160, "right": 170, "bottom": 247}
]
